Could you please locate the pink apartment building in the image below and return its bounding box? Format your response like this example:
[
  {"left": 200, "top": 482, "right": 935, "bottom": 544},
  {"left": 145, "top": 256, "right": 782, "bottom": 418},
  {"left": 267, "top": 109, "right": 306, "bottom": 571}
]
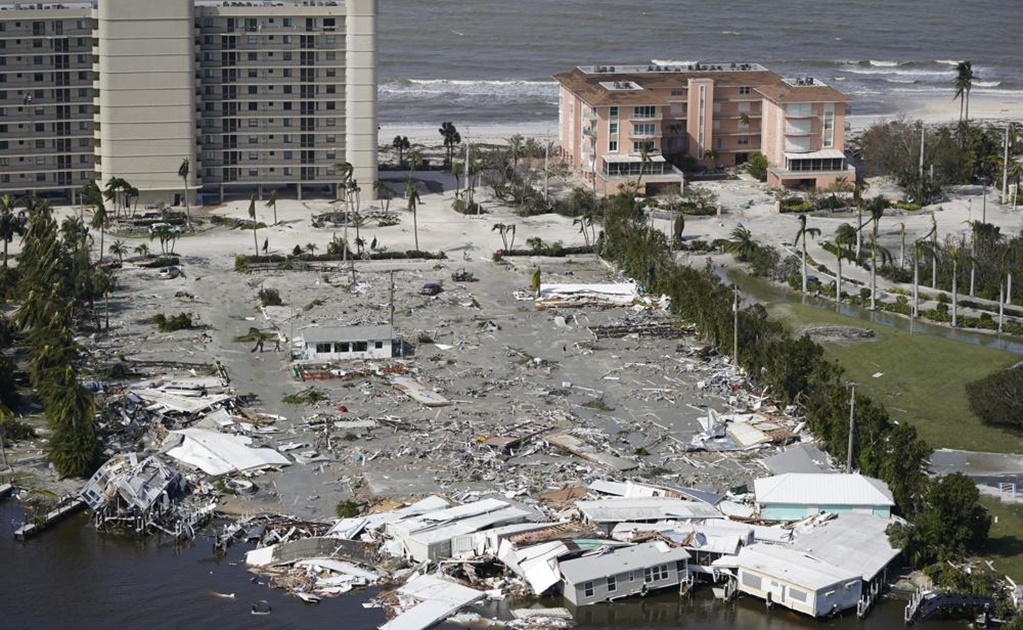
[{"left": 554, "top": 61, "right": 854, "bottom": 195}]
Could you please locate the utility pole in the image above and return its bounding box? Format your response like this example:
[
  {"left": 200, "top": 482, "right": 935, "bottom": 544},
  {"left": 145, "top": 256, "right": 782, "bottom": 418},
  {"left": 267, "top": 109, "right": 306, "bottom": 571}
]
[
  {"left": 847, "top": 383, "right": 857, "bottom": 472},
  {"left": 999, "top": 282, "right": 1005, "bottom": 334},
  {"left": 543, "top": 131, "right": 550, "bottom": 203},
  {"left": 389, "top": 269, "right": 395, "bottom": 327},
  {"left": 1003, "top": 124, "right": 1011, "bottom": 205},
  {"left": 732, "top": 285, "right": 739, "bottom": 367},
  {"left": 919, "top": 124, "right": 925, "bottom": 182},
  {"left": 983, "top": 180, "right": 987, "bottom": 224}
]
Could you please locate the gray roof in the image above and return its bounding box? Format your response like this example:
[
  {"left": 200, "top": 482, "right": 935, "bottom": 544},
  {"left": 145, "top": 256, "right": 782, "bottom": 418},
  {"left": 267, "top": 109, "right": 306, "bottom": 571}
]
[
  {"left": 731, "top": 543, "right": 861, "bottom": 591},
  {"left": 576, "top": 497, "right": 725, "bottom": 523},
  {"left": 558, "top": 541, "right": 690, "bottom": 585},
  {"left": 754, "top": 474, "right": 894, "bottom": 507},
  {"left": 790, "top": 513, "right": 901, "bottom": 581},
  {"left": 300, "top": 324, "right": 393, "bottom": 344},
  {"left": 762, "top": 445, "right": 833, "bottom": 475}
]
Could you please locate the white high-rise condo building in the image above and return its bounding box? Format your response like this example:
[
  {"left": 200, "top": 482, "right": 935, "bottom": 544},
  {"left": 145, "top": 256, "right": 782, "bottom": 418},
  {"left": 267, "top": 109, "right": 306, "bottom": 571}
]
[{"left": 0, "top": 0, "right": 377, "bottom": 204}]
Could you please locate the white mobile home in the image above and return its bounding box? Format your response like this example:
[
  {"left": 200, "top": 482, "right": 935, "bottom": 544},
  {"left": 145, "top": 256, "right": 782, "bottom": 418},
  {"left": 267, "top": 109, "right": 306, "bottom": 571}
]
[
  {"left": 297, "top": 325, "right": 394, "bottom": 361},
  {"left": 558, "top": 541, "right": 690, "bottom": 606},
  {"left": 724, "top": 543, "right": 862, "bottom": 617},
  {"left": 754, "top": 473, "right": 895, "bottom": 520}
]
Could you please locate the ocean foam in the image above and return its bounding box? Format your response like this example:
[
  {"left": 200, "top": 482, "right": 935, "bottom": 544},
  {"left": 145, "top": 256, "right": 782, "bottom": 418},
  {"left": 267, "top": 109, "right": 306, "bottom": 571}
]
[{"left": 868, "top": 60, "right": 904, "bottom": 67}]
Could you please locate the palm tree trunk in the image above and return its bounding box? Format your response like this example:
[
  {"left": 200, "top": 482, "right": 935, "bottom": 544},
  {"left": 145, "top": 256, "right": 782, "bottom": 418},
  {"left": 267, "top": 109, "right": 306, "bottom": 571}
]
[
  {"left": 856, "top": 207, "right": 862, "bottom": 257},
  {"left": 900, "top": 236, "right": 905, "bottom": 268},
  {"left": 931, "top": 253, "right": 937, "bottom": 289},
  {"left": 3, "top": 239, "right": 8, "bottom": 268},
  {"left": 413, "top": 207, "right": 419, "bottom": 252},
  {"left": 970, "top": 259, "right": 976, "bottom": 297},
  {"left": 870, "top": 245, "right": 877, "bottom": 310},
  {"left": 253, "top": 226, "right": 259, "bottom": 258},
  {"left": 999, "top": 283, "right": 1005, "bottom": 333},
  {"left": 952, "top": 261, "right": 959, "bottom": 327},
  {"left": 183, "top": 177, "right": 191, "bottom": 226},
  {"left": 99, "top": 227, "right": 104, "bottom": 264},
  {"left": 912, "top": 254, "right": 919, "bottom": 317},
  {"left": 1008, "top": 271, "right": 1013, "bottom": 304},
  {"left": 801, "top": 238, "right": 808, "bottom": 294},
  {"left": 836, "top": 255, "right": 843, "bottom": 311}
]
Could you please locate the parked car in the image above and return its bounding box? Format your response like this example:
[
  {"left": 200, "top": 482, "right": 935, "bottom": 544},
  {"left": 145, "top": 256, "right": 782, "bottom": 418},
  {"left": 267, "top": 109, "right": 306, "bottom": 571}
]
[
  {"left": 451, "top": 269, "right": 476, "bottom": 282},
  {"left": 420, "top": 282, "right": 443, "bottom": 296},
  {"left": 157, "top": 266, "right": 180, "bottom": 279}
]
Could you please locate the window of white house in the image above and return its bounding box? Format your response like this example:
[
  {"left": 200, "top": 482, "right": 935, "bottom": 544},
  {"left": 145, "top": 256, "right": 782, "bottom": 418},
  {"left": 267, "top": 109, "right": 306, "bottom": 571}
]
[
  {"left": 248, "top": 169, "right": 258, "bottom": 177},
  {"left": 248, "top": 118, "right": 258, "bottom": 127},
  {"left": 374, "top": 341, "right": 384, "bottom": 349},
  {"left": 609, "top": 106, "right": 618, "bottom": 119},
  {"left": 248, "top": 151, "right": 258, "bottom": 160},
  {"left": 607, "top": 576, "right": 617, "bottom": 592},
  {"left": 583, "top": 582, "right": 594, "bottom": 598},
  {"left": 354, "top": 341, "right": 368, "bottom": 352},
  {"left": 248, "top": 135, "right": 258, "bottom": 143},
  {"left": 608, "top": 140, "right": 618, "bottom": 152},
  {"left": 633, "top": 105, "right": 656, "bottom": 118},
  {"left": 739, "top": 86, "right": 751, "bottom": 95},
  {"left": 315, "top": 343, "right": 331, "bottom": 353},
  {"left": 336, "top": 342, "right": 350, "bottom": 352},
  {"left": 644, "top": 564, "right": 669, "bottom": 582}
]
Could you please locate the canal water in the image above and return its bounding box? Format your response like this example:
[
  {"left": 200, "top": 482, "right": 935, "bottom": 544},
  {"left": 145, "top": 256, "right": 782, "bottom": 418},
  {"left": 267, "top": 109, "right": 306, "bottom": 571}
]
[
  {"left": 1, "top": 501, "right": 969, "bottom": 630},
  {"left": 729, "top": 270, "right": 1023, "bottom": 356}
]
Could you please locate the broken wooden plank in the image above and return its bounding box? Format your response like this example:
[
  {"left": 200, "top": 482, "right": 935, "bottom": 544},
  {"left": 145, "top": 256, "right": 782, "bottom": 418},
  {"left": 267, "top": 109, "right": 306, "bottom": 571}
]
[{"left": 545, "top": 433, "right": 637, "bottom": 471}]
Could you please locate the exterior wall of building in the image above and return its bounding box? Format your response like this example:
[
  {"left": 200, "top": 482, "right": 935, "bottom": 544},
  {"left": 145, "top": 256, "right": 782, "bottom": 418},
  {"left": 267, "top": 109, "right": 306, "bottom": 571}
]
[
  {"left": 737, "top": 567, "right": 861, "bottom": 617},
  {"left": 95, "top": 0, "right": 197, "bottom": 204},
  {"left": 565, "top": 561, "right": 685, "bottom": 606},
  {"left": 0, "top": 5, "right": 96, "bottom": 197},
  {"left": 760, "top": 503, "right": 891, "bottom": 520},
  {"left": 686, "top": 78, "right": 714, "bottom": 162},
  {"left": 305, "top": 337, "right": 392, "bottom": 362},
  {"left": 345, "top": 0, "right": 376, "bottom": 197},
  {"left": 0, "top": 0, "right": 378, "bottom": 202}
]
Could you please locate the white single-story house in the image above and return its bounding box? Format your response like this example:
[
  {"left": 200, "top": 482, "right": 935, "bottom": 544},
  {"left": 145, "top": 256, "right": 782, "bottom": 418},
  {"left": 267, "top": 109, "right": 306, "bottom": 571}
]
[
  {"left": 720, "top": 543, "right": 862, "bottom": 617},
  {"left": 558, "top": 541, "right": 690, "bottom": 606},
  {"left": 574, "top": 497, "right": 724, "bottom": 534},
  {"left": 754, "top": 473, "right": 895, "bottom": 521},
  {"left": 297, "top": 324, "right": 394, "bottom": 361}
]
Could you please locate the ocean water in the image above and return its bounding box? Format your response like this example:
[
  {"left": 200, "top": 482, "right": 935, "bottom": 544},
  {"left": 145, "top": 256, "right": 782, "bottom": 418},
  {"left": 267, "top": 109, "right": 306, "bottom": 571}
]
[{"left": 377, "top": 0, "right": 1022, "bottom": 128}]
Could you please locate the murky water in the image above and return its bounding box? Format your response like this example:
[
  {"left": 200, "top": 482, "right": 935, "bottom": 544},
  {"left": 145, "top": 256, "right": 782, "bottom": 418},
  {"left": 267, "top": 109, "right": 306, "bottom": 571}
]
[{"left": 1, "top": 501, "right": 970, "bottom": 630}]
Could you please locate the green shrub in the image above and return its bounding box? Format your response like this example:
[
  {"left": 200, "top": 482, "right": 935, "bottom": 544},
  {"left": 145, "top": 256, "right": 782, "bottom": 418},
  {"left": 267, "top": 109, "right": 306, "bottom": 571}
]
[
  {"left": 258, "top": 287, "right": 283, "bottom": 306},
  {"left": 152, "top": 312, "right": 195, "bottom": 332},
  {"left": 281, "top": 388, "right": 328, "bottom": 405},
  {"left": 335, "top": 500, "right": 361, "bottom": 518}
]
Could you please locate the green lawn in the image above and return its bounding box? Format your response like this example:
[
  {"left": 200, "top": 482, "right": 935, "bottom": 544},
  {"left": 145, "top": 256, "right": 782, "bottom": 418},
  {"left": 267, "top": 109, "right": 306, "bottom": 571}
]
[
  {"left": 979, "top": 497, "right": 1023, "bottom": 582},
  {"left": 765, "top": 301, "right": 1023, "bottom": 454}
]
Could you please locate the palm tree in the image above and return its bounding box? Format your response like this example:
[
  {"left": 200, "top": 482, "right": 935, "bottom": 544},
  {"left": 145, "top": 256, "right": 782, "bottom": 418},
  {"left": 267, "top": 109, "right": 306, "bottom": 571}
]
[
  {"left": 635, "top": 141, "right": 653, "bottom": 193},
  {"left": 247, "top": 194, "right": 259, "bottom": 257},
  {"left": 407, "top": 150, "right": 423, "bottom": 184},
  {"left": 133, "top": 243, "right": 150, "bottom": 259},
  {"left": 108, "top": 239, "right": 127, "bottom": 264},
  {"left": 672, "top": 212, "right": 686, "bottom": 251},
  {"left": 89, "top": 201, "right": 108, "bottom": 263},
  {"left": 507, "top": 135, "right": 526, "bottom": 173},
  {"left": 953, "top": 61, "right": 975, "bottom": 124},
  {"left": 0, "top": 194, "right": 26, "bottom": 267},
  {"left": 704, "top": 149, "right": 719, "bottom": 169},
  {"left": 439, "top": 122, "right": 461, "bottom": 168},
  {"left": 407, "top": 181, "right": 420, "bottom": 252},
  {"left": 392, "top": 135, "right": 410, "bottom": 167},
  {"left": 827, "top": 223, "right": 857, "bottom": 306},
  {"left": 507, "top": 224, "right": 517, "bottom": 251},
  {"left": 265, "top": 189, "right": 278, "bottom": 225},
  {"left": 492, "top": 223, "right": 509, "bottom": 250},
  {"left": 862, "top": 195, "right": 890, "bottom": 309},
  {"left": 852, "top": 182, "right": 868, "bottom": 258},
  {"left": 950, "top": 246, "right": 961, "bottom": 326},
  {"left": 178, "top": 157, "right": 191, "bottom": 226},
  {"left": 726, "top": 226, "right": 757, "bottom": 261},
  {"left": 899, "top": 222, "right": 907, "bottom": 267},
  {"left": 573, "top": 216, "right": 591, "bottom": 247},
  {"left": 795, "top": 214, "right": 822, "bottom": 294},
  {"left": 102, "top": 177, "right": 125, "bottom": 218},
  {"left": 374, "top": 181, "right": 395, "bottom": 213}
]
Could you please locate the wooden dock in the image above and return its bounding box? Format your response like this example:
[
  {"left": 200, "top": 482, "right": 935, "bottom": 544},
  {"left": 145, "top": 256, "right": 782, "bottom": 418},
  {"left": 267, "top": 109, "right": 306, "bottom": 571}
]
[
  {"left": 13, "top": 498, "right": 86, "bottom": 540},
  {"left": 904, "top": 588, "right": 994, "bottom": 624}
]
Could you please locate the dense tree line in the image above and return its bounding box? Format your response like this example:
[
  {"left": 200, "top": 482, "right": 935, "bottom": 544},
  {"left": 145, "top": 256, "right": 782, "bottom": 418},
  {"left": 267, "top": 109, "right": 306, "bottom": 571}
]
[
  {"left": 5, "top": 197, "right": 109, "bottom": 477},
  {"left": 967, "top": 367, "right": 1023, "bottom": 432},
  {"left": 598, "top": 190, "right": 990, "bottom": 567}
]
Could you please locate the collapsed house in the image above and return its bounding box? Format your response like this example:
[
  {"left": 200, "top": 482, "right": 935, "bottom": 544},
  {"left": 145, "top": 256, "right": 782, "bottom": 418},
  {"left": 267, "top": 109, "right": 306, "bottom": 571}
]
[
  {"left": 81, "top": 454, "right": 213, "bottom": 538},
  {"left": 162, "top": 428, "right": 290, "bottom": 476}
]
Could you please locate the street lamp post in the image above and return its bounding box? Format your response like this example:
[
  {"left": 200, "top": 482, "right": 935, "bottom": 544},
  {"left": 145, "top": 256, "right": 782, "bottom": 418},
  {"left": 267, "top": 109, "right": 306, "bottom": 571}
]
[{"left": 847, "top": 382, "right": 857, "bottom": 472}]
